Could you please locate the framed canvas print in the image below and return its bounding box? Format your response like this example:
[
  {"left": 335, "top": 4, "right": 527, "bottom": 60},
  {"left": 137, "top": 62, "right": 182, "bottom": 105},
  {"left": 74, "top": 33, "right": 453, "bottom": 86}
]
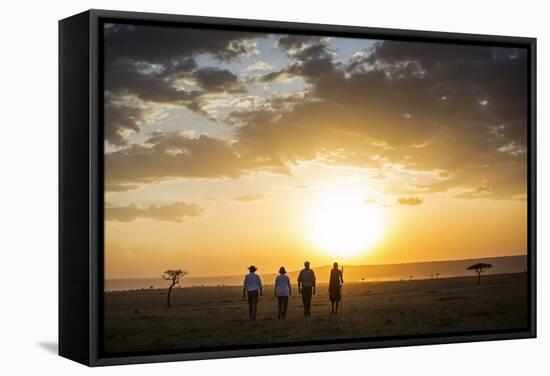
[{"left": 59, "top": 9, "right": 537, "bottom": 366}]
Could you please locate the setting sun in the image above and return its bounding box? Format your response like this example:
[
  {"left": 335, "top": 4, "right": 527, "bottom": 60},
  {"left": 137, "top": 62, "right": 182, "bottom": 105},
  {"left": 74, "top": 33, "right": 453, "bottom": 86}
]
[{"left": 304, "top": 187, "right": 385, "bottom": 257}]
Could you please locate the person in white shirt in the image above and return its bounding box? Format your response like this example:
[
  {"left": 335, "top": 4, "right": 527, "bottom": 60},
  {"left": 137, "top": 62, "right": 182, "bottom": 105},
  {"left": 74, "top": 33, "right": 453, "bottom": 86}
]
[
  {"left": 243, "top": 265, "right": 263, "bottom": 320},
  {"left": 274, "top": 266, "right": 292, "bottom": 319}
]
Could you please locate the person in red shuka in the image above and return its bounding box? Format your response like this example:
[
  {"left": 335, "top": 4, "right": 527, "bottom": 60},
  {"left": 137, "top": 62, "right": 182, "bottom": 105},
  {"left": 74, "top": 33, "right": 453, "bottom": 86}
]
[{"left": 328, "top": 262, "right": 344, "bottom": 315}]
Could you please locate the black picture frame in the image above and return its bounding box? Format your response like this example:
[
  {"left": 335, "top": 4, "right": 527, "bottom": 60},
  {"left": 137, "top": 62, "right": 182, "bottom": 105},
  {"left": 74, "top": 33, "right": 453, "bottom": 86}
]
[{"left": 59, "top": 9, "right": 537, "bottom": 367}]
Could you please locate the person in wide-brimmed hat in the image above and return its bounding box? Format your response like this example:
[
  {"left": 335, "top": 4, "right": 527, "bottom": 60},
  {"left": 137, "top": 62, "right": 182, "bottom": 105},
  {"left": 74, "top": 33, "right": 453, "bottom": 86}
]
[
  {"left": 274, "top": 266, "right": 292, "bottom": 319},
  {"left": 243, "top": 265, "right": 262, "bottom": 320}
]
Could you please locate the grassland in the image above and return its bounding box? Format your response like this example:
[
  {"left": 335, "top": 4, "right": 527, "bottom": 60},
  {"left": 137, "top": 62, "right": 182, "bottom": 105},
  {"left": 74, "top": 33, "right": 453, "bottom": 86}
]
[{"left": 104, "top": 272, "right": 528, "bottom": 354}]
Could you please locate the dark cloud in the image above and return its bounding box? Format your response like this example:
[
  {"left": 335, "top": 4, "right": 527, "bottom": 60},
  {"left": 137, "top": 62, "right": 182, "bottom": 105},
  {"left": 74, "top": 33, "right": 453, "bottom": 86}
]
[
  {"left": 105, "top": 131, "right": 285, "bottom": 192},
  {"left": 260, "top": 35, "right": 337, "bottom": 83},
  {"left": 104, "top": 102, "right": 145, "bottom": 146},
  {"left": 104, "top": 24, "right": 258, "bottom": 64},
  {"left": 397, "top": 197, "right": 423, "bottom": 206},
  {"left": 105, "top": 201, "right": 205, "bottom": 223},
  {"left": 104, "top": 29, "right": 528, "bottom": 200},
  {"left": 234, "top": 39, "right": 528, "bottom": 199},
  {"left": 106, "top": 133, "right": 241, "bottom": 191},
  {"left": 103, "top": 24, "right": 264, "bottom": 145},
  {"left": 276, "top": 35, "right": 326, "bottom": 53},
  {"left": 193, "top": 67, "right": 242, "bottom": 92},
  {"left": 368, "top": 40, "right": 494, "bottom": 68},
  {"left": 104, "top": 59, "right": 199, "bottom": 106}
]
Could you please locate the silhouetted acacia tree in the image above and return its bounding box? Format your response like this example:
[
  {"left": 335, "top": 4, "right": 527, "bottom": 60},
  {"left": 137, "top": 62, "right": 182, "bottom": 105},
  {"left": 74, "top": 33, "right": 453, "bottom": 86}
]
[
  {"left": 467, "top": 263, "right": 492, "bottom": 285},
  {"left": 162, "top": 269, "right": 188, "bottom": 308}
]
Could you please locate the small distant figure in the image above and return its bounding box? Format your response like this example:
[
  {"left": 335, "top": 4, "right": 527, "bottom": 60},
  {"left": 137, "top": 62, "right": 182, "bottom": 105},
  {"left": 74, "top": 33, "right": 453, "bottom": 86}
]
[
  {"left": 328, "top": 262, "right": 344, "bottom": 315},
  {"left": 274, "top": 266, "right": 291, "bottom": 319},
  {"left": 243, "top": 265, "right": 263, "bottom": 320},
  {"left": 297, "top": 261, "right": 316, "bottom": 317}
]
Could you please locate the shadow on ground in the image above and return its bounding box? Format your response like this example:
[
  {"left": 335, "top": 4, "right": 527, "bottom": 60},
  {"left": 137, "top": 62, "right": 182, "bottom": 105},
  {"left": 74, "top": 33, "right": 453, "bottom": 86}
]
[{"left": 37, "top": 341, "right": 58, "bottom": 354}]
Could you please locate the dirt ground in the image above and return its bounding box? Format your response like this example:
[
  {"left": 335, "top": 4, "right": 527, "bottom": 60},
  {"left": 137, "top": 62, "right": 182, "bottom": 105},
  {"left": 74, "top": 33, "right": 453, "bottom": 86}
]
[{"left": 103, "top": 272, "right": 528, "bottom": 354}]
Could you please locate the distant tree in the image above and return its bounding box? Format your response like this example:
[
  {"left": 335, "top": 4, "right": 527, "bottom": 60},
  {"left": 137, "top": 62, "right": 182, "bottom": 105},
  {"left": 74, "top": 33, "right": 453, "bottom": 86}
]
[
  {"left": 409, "top": 275, "right": 413, "bottom": 281},
  {"left": 161, "top": 269, "right": 188, "bottom": 308},
  {"left": 436, "top": 272, "right": 440, "bottom": 279},
  {"left": 467, "top": 263, "right": 492, "bottom": 285}
]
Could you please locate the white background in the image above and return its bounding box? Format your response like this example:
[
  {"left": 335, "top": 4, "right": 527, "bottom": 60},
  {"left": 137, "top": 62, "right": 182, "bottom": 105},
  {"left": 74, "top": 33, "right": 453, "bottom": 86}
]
[{"left": 0, "top": 0, "right": 547, "bottom": 374}]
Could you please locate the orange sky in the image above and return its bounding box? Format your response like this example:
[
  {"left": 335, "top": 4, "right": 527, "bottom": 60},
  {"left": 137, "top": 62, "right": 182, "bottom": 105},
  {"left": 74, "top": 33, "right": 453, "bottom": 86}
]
[
  {"left": 103, "top": 24, "right": 528, "bottom": 279},
  {"left": 104, "top": 163, "right": 527, "bottom": 278}
]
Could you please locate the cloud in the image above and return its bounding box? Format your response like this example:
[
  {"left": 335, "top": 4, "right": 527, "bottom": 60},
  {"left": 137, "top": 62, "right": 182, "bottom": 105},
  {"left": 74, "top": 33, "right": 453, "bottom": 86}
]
[
  {"left": 104, "top": 102, "right": 145, "bottom": 146},
  {"left": 103, "top": 29, "right": 528, "bottom": 200},
  {"left": 453, "top": 184, "right": 493, "bottom": 199},
  {"left": 259, "top": 35, "right": 337, "bottom": 84},
  {"left": 105, "top": 201, "right": 205, "bottom": 223},
  {"left": 497, "top": 141, "right": 526, "bottom": 156},
  {"left": 104, "top": 58, "right": 199, "bottom": 107},
  {"left": 192, "top": 67, "right": 243, "bottom": 92},
  {"left": 397, "top": 197, "right": 423, "bottom": 206},
  {"left": 105, "top": 131, "right": 277, "bottom": 191},
  {"left": 232, "top": 39, "right": 528, "bottom": 199},
  {"left": 246, "top": 60, "right": 273, "bottom": 71},
  {"left": 104, "top": 129, "right": 296, "bottom": 192},
  {"left": 103, "top": 24, "right": 267, "bottom": 145},
  {"left": 233, "top": 193, "right": 269, "bottom": 202},
  {"left": 276, "top": 35, "right": 327, "bottom": 55},
  {"left": 104, "top": 24, "right": 260, "bottom": 65}
]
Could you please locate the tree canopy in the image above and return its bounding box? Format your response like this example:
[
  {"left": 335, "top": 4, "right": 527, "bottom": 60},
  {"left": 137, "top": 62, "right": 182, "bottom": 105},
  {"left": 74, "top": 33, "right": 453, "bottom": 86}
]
[
  {"left": 467, "top": 263, "right": 492, "bottom": 272},
  {"left": 162, "top": 269, "right": 188, "bottom": 285}
]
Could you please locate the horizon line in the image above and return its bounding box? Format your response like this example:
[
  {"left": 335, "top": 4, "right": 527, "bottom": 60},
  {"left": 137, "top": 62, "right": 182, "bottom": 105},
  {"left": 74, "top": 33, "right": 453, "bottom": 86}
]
[{"left": 105, "top": 252, "right": 527, "bottom": 281}]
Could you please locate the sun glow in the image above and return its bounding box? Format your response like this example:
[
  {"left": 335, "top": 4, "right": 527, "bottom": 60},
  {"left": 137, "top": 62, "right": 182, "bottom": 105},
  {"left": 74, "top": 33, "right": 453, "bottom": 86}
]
[{"left": 304, "top": 186, "right": 386, "bottom": 257}]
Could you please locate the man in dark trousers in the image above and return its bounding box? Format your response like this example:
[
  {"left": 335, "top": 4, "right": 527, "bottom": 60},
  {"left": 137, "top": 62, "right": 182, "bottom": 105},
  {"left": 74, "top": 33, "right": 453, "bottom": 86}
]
[{"left": 297, "top": 261, "right": 316, "bottom": 317}]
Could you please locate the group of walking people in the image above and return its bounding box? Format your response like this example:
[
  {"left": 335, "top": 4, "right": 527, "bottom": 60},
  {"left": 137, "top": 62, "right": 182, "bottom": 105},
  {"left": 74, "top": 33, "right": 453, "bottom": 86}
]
[{"left": 242, "top": 261, "right": 344, "bottom": 320}]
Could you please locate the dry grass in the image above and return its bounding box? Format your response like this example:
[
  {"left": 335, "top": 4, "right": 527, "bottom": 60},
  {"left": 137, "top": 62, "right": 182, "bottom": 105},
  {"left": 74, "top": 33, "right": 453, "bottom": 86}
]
[{"left": 104, "top": 272, "right": 528, "bottom": 354}]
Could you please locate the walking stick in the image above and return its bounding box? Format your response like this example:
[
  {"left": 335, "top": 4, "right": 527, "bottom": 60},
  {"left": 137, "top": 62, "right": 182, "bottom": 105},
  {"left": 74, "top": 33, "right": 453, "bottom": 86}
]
[{"left": 340, "top": 265, "right": 344, "bottom": 312}]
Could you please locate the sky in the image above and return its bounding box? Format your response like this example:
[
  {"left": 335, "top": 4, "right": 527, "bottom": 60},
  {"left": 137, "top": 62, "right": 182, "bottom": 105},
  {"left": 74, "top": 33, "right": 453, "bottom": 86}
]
[{"left": 103, "top": 23, "right": 528, "bottom": 279}]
